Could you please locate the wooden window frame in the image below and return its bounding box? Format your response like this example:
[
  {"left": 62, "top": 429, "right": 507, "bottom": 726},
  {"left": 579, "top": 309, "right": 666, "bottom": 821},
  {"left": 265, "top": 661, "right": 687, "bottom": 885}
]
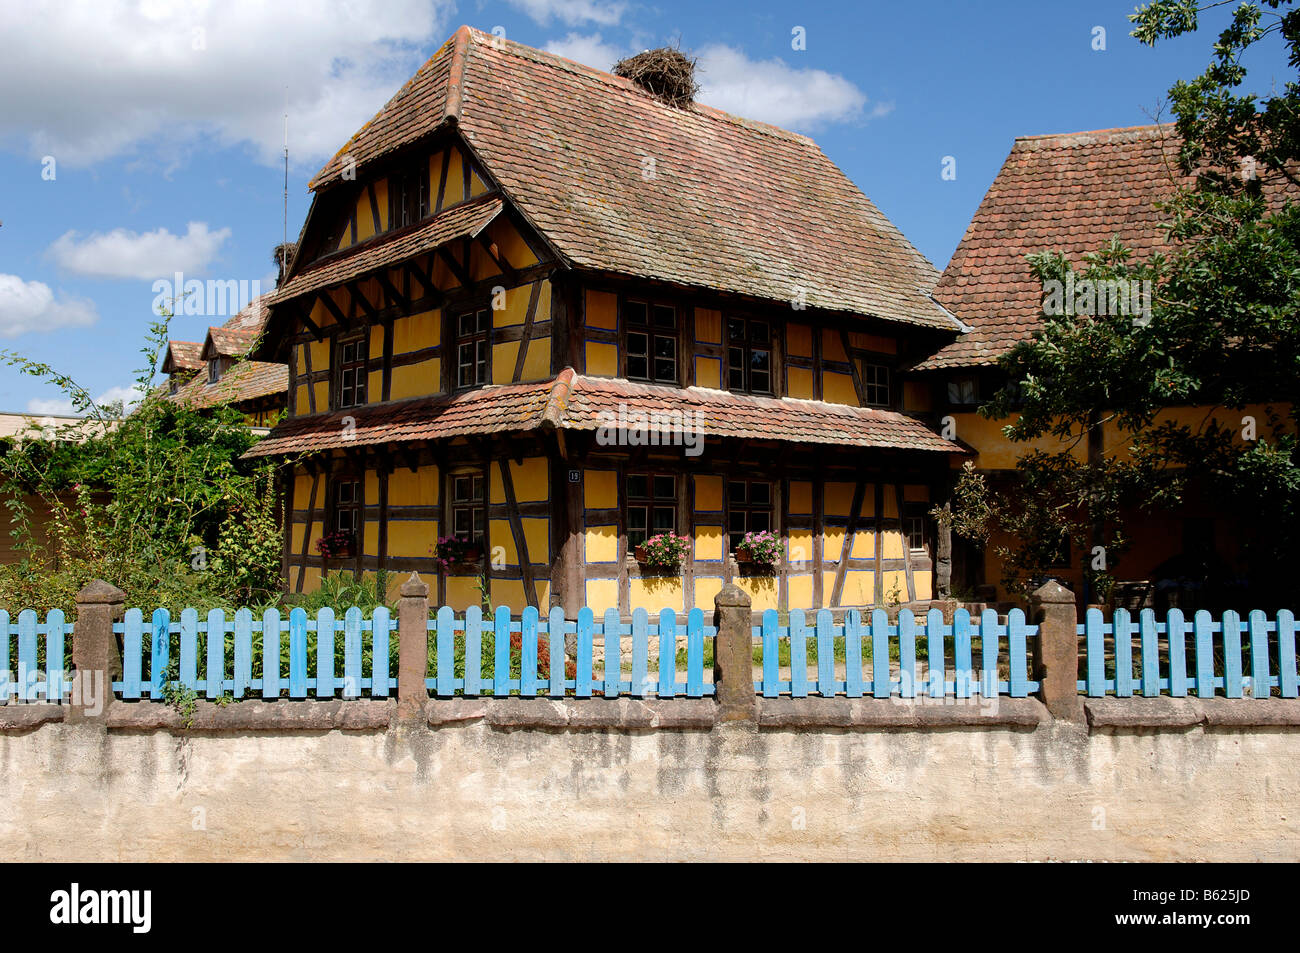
[
  {"left": 625, "top": 471, "right": 678, "bottom": 549},
  {"left": 449, "top": 471, "right": 486, "bottom": 544},
  {"left": 727, "top": 478, "right": 774, "bottom": 552},
  {"left": 335, "top": 332, "right": 369, "bottom": 410},
  {"left": 947, "top": 374, "right": 980, "bottom": 408},
  {"left": 859, "top": 359, "right": 892, "bottom": 408},
  {"left": 454, "top": 307, "right": 490, "bottom": 390},
  {"left": 332, "top": 477, "right": 362, "bottom": 538},
  {"left": 388, "top": 159, "right": 430, "bottom": 232},
  {"left": 903, "top": 502, "right": 929, "bottom": 557},
  {"left": 725, "top": 315, "right": 774, "bottom": 395},
  {"left": 207, "top": 359, "right": 220, "bottom": 385},
  {"left": 621, "top": 297, "right": 679, "bottom": 385}
]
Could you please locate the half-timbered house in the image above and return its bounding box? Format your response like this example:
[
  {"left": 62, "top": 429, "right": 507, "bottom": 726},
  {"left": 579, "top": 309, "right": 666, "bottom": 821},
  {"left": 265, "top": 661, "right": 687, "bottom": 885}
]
[{"left": 247, "top": 26, "right": 969, "bottom": 614}]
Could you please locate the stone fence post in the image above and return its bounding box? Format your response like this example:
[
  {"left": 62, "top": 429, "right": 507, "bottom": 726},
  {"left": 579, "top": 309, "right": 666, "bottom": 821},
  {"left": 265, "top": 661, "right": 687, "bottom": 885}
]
[
  {"left": 69, "top": 579, "right": 125, "bottom": 724},
  {"left": 396, "top": 572, "right": 430, "bottom": 725},
  {"left": 713, "top": 584, "right": 757, "bottom": 721},
  {"left": 1030, "top": 580, "right": 1084, "bottom": 722}
]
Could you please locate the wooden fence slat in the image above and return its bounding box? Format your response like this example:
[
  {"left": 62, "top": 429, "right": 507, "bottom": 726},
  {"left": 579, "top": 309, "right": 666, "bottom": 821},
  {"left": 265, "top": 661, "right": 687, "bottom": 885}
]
[
  {"left": 1247, "top": 610, "right": 1270, "bottom": 699},
  {"left": 46, "top": 609, "right": 66, "bottom": 702},
  {"left": 493, "top": 606, "right": 511, "bottom": 696},
  {"left": 979, "top": 608, "right": 997, "bottom": 697},
  {"left": 1084, "top": 608, "right": 1105, "bottom": 696},
  {"left": 655, "top": 608, "right": 674, "bottom": 699},
  {"left": 1113, "top": 608, "right": 1133, "bottom": 697},
  {"left": 121, "top": 608, "right": 142, "bottom": 700},
  {"left": 630, "top": 609, "right": 648, "bottom": 698},
  {"left": 233, "top": 609, "right": 253, "bottom": 699},
  {"left": 315, "top": 608, "right": 335, "bottom": 699},
  {"left": 789, "top": 609, "right": 808, "bottom": 698},
  {"left": 686, "top": 608, "right": 704, "bottom": 697},
  {"left": 464, "top": 605, "right": 482, "bottom": 697},
  {"left": 1194, "top": 610, "right": 1216, "bottom": 699},
  {"left": 928, "top": 609, "right": 947, "bottom": 699},
  {"left": 602, "top": 608, "right": 620, "bottom": 698},
  {"left": 206, "top": 608, "right": 225, "bottom": 700},
  {"left": 1139, "top": 608, "right": 1159, "bottom": 697},
  {"left": 1007, "top": 609, "right": 1028, "bottom": 698},
  {"left": 288, "top": 607, "right": 308, "bottom": 698},
  {"left": 0, "top": 610, "right": 10, "bottom": 701},
  {"left": 871, "top": 608, "right": 890, "bottom": 699},
  {"left": 549, "top": 606, "right": 567, "bottom": 698},
  {"left": 577, "top": 608, "right": 595, "bottom": 698},
  {"left": 1222, "top": 610, "right": 1243, "bottom": 699},
  {"left": 342, "top": 607, "right": 363, "bottom": 699},
  {"left": 436, "top": 606, "right": 456, "bottom": 697},
  {"left": 1278, "top": 609, "right": 1298, "bottom": 698},
  {"left": 180, "top": 608, "right": 199, "bottom": 688},
  {"left": 371, "top": 606, "right": 391, "bottom": 698},
  {"left": 816, "top": 609, "right": 835, "bottom": 696},
  {"left": 521, "top": 606, "right": 539, "bottom": 697},
  {"left": 899, "top": 609, "right": 917, "bottom": 699},
  {"left": 760, "top": 609, "right": 780, "bottom": 697},
  {"left": 844, "top": 610, "right": 863, "bottom": 698},
  {"left": 953, "top": 608, "right": 972, "bottom": 699},
  {"left": 1168, "top": 609, "right": 1188, "bottom": 697},
  {"left": 261, "top": 608, "right": 281, "bottom": 699}
]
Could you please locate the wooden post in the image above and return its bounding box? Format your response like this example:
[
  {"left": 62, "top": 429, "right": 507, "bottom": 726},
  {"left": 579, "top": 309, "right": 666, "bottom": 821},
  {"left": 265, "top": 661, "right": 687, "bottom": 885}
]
[
  {"left": 713, "top": 583, "right": 756, "bottom": 721},
  {"left": 69, "top": 579, "right": 124, "bottom": 724},
  {"left": 396, "top": 572, "right": 430, "bottom": 725},
  {"left": 1030, "top": 580, "right": 1084, "bottom": 721}
]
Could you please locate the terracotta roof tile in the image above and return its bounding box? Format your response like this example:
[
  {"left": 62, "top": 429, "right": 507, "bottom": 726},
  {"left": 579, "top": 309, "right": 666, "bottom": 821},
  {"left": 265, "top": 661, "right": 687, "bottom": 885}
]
[
  {"left": 918, "top": 124, "right": 1300, "bottom": 369},
  {"left": 204, "top": 326, "right": 260, "bottom": 359},
  {"left": 306, "top": 26, "right": 955, "bottom": 331},
  {"left": 162, "top": 340, "right": 203, "bottom": 373},
  {"left": 244, "top": 369, "right": 962, "bottom": 458},
  {"left": 170, "top": 361, "right": 288, "bottom": 410}
]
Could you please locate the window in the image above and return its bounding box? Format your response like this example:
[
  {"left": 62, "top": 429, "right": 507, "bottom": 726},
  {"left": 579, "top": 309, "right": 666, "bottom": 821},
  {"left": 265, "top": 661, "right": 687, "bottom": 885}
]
[
  {"left": 903, "top": 504, "right": 928, "bottom": 555},
  {"left": 624, "top": 300, "right": 677, "bottom": 384},
  {"left": 389, "top": 161, "right": 429, "bottom": 230},
  {"left": 451, "top": 473, "right": 485, "bottom": 542},
  {"left": 455, "top": 309, "right": 490, "bottom": 388},
  {"left": 626, "top": 473, "right": 677, "bottom": 548},
  {"left": 207, "top": 359, "right": 220, "bottom": 384},
  {"left": 334, "top": 479, "right": 361, "bottom": 537},
  {"left": 336, "top": 335, "right": 368, "bottom": 409},
  {"left": 948, "top": 375, "right": 979, "bottom": 407},
  {"left": 726, "top": 317, "right": 772, "bottom": 394},
  {"left": 728, "top": 480, "right": 773, "bottom": 552},
  {"left": 861, "top": 362, "right": 891, "bottom": 407}
]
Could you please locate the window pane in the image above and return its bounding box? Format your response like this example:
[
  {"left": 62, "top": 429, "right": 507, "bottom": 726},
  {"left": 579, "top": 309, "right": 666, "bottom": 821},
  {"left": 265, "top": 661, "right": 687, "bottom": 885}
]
[
  {"left": 750, "top": 482, "right": 771, "bottom": 506},
  {"left": 652, "top": 305, "right": 675, "bottom": 328},
  {"left": 727, "top": 318, "right": 745, "bottom": 342},
  {"left": 729, "top": 365, "right": 745, "bottom": 390},
  {"left": 458, "top": 313, "right": 475, "bottom": 336},
  {"left": 653, "top": 336, "right": 676, "bottom": 359},
  {"left": 652, "top": 506, "right": 675, "bottom": 531},
  {"left": 750, "top": 370, "right": 769, "bottom": 393},
  {"left": 624, "top": 301, "right": 648, "bottom": 326},
  {"left": 627, "top": 506, "right": 647, "bottom": 531},
  {"left": 472, "top": 476, "right": 484, "bottom": 500},
  {"left": 751, "top": 349, "right": 770, "bottom": 372},
  {"left": 751, "top": 512, "right": 771, "bottom": 533},
  {"left": 729, "top": 512, "right": 747, "bottom": 535},
  {"left": 653, "top": 475, "right": 675, "bottom": 499},
  {"left": 627, "top": 474, "right": 648, "bottom": 500},
  {"left": 727, "top": 481, "right": 746, "bottom": 504},
  {"left": 654, "top": 357, "right": 675, "bottom": 382},
  {"left": 750, "top": 320, "right": 770, "bottom": 344}
]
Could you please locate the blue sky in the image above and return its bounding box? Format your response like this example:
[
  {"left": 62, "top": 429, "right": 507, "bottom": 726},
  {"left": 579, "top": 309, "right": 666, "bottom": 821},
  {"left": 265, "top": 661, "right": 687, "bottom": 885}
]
[{"left": 0, "top": 0, "right": 1288, "bottom": 414}]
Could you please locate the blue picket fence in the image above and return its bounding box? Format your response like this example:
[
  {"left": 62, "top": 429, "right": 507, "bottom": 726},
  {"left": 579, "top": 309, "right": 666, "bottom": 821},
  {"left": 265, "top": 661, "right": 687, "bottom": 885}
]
[
  {"left": 0, "top": 609, "right": 74, "bottom": 702},
  {"left": 425, "top": 606, "right": 715, "bottom": 697},
  {"left": 1078, "top": 608, "right": 1300, "bottom": 699},
  {"left": 754, "top": 607, "right": 1039, "bottom": 698},
  {"left": 112, "top": 607, "right": 396, "bottom": 699}
]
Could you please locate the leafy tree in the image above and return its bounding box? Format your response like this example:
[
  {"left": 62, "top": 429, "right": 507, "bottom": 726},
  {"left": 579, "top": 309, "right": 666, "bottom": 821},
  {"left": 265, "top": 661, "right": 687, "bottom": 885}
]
[{"left": 955, "top": 0, "right": 1300, "bottom": 604}]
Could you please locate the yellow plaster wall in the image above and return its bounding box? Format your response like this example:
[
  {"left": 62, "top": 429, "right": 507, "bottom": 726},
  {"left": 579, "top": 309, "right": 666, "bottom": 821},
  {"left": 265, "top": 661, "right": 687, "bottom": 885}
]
[
  {"left": 586, "top": 342, "right": 617, "bottom": 377},
  {"left": 787, "top": 366, "right": 814, "bottom": 399},
  {"left": 630, "top": 577, "right": 683, "bottom": 612},
  {"left": 695, "top": 357, "right": 721, "bottom": 389},
  {"left": 586, "top": 290, "right": 618, "bottom": 330},
  {"left": 694, "top": 525, "right": 724, "bottom": 561},
  {"left": 694, "top": 576, "right": 724, "bottom": 611},
  {"left": 822, "top": 371, "right": 858, "bottom": 407},
  {"left": 735, "top": 576, "right": 778, "bottom": 612},
  {"left": 585, "top": 525, "right": 619, "bottom": 563},
  {"left": 584, "top": 469, "right": 617, "bottom": 509},
  {"left": 787, "top": 574, "right": 814, "bottom": 609},
  {"left": 585, "top": 578, "right": 619, "bottom": 614},
  {"left": 388, "top": 465, "right": 440, "bottom": 506}
]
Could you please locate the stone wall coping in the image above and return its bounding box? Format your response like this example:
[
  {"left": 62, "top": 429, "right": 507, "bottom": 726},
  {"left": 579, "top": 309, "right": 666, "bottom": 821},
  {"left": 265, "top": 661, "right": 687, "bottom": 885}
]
[
  {"left": 1085, "top": 696, "right": 1300, "bottom": 729},
  {"left": 757, "top": 696, "right": 1048, "bottom": 729},
  {"left": 102, "top": 698, "right": 396, "bottom": 732}
]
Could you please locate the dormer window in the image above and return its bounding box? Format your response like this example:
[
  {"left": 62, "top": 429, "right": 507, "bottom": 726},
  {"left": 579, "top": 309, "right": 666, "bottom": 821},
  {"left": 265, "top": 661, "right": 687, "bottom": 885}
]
[
  {"left": 390, "top": 160, "right": 430, "bottom": 230},
  {"left": 208, "top": 359, "right": 220, "bottom": 384},
  {"left": 624, "top": 299, "right": 678, "bottom": 384}
]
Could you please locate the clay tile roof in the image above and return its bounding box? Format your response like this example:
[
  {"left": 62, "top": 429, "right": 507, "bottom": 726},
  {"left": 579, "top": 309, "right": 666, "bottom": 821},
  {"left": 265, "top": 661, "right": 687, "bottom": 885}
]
[
  {"left": 306, "top": 26, "right": 955, "bottom": 331},
  {"left": 242, "top": 376, "right": 558, "bottom": 458},
  {"left": 272, "top": 194, "right": 503, "bottom": 304},
  {"left": 171, "top": 361, "right": 289, "bottom": 410},
  {"left": 162, "top": 340, "right": 203, "bottom": 373},
  {"left": 917, "top": 123, "right": 1300, "bottom": 370},
  {"left": 203, "top": 326, "right": 260, "bottom": 360},
  {"left": 244, "top": 368, "right": 962, "bottom": 458}
]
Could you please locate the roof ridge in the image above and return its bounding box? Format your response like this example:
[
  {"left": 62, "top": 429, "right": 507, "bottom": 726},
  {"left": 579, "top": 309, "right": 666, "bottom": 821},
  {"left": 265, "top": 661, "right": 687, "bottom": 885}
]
[{"left": 1014, "top": 122, "right": 1175, "bottom": 144}]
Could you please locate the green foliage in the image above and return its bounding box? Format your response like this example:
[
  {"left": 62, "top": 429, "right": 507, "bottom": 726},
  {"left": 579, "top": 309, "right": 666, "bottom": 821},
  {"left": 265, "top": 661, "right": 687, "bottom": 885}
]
[
  {"left": 292, "top": 571, "right": 394, "bottom": 616},
  {"left": 0, "top": 302, "right": 289, "bottom": 613}
]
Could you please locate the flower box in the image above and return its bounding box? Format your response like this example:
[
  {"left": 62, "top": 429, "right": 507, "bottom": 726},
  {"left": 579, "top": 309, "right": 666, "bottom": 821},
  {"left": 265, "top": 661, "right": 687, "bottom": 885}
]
[{"left": 634, "top": 533, "right": 691, "bottom": 570}]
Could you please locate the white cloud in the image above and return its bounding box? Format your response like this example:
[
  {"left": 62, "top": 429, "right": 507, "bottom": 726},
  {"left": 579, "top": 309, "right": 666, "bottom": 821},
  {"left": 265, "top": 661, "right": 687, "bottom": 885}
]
[
  {"left": 26, "top": 383, "right": 146, "bottom": 417},
  {"left": 544, "top": 32, "right": 628, "bottom": 70},
  {"left": 48, "top": 223, "right": 231, "bottom": 280},
  {"left": 508, "top": 0, "right": 627, "bottom": 27},
  {"left": 695, "top": 45, "right": 880, "bottom": 130},
  {"left": 0, "top": 0, "right": 456, "bottom": 167},
  {"left": 0, "top": 274, "right": 98, "bottom": 338}
]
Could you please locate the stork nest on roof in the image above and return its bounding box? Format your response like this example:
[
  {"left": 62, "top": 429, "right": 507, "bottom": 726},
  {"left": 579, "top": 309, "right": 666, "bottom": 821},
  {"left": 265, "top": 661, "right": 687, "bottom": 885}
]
[{"left": 613, "top": 47, "right": 699, "bottom": 108}]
